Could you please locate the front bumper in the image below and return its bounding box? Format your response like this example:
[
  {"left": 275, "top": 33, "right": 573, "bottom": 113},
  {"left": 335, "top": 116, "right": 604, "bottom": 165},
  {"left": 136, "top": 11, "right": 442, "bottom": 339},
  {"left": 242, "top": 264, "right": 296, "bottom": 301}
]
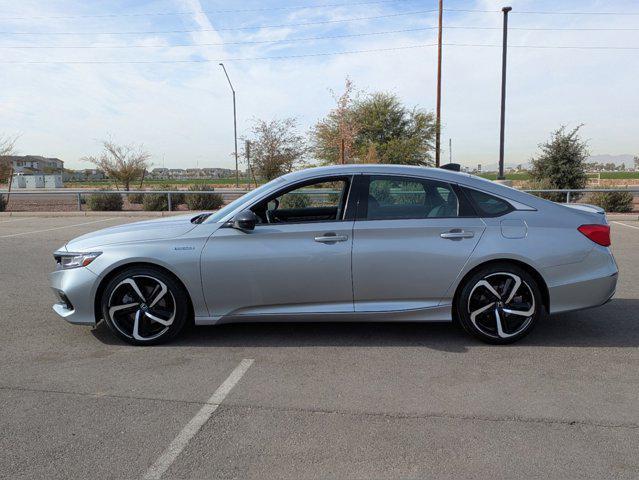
[{"left": 49, "top": 266, "right": 100, "bottom": 325}]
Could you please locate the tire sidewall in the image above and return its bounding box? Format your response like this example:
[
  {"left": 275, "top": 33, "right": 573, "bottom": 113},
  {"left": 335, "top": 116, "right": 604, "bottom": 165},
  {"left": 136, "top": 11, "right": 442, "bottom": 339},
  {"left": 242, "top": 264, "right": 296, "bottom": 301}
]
[{"left": 101, "top": 266, "right": 189, "bottom": 345}]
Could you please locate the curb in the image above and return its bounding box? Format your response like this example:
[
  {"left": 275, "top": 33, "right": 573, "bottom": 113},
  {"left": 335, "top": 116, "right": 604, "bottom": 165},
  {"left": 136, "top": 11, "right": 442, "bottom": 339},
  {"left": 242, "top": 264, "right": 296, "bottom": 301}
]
[
  {"left": 606, "top": 214, "right": 639, "bottom": 221},
  {"left": 0, "top": 211, "right": 190, "bottom": 218}
]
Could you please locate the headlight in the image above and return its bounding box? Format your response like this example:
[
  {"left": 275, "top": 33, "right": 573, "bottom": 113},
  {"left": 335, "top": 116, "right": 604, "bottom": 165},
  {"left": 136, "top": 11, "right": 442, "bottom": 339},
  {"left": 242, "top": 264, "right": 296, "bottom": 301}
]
[{"left": 54, "top": 252, "right": 102, "bottom": 269}]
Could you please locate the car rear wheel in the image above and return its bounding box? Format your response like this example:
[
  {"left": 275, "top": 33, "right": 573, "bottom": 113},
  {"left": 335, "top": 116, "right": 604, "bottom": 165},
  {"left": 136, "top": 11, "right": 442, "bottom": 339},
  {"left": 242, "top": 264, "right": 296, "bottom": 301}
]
[
  {"left": 456, "top": 264, "right": 542, "bottom": 344},
  {"left": 101, "top": 267, "right": 189, "bottom": 345}
]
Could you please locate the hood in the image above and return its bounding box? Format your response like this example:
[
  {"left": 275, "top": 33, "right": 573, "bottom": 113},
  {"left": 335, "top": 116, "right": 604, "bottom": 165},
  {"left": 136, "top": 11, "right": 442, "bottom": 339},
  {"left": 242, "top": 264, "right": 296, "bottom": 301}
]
[{"left": 65, "top": 214, "right": 199, "bottom": 251}]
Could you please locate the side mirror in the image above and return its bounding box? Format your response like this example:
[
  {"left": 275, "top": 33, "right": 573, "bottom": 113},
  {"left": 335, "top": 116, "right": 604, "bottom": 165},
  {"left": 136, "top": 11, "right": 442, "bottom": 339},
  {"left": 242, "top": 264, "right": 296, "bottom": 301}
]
[{"left": 232, "top": 210, "right": 257, "bottom": 232}]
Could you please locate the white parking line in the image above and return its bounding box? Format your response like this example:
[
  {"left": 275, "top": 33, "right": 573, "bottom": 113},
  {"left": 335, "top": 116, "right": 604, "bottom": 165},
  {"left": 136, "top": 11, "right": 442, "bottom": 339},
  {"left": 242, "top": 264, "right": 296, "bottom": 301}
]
[
  {"left": 0, "top": 217, "right": 34, "bottom": 224},
  {"left": 0, "top": 218, "right": 116, "bottom": 238},
  {"left": 142, "top": 359, "right": 254, "bottom": 480},
  {"left": 612, "top": 221, "right": 639, "bottom": 231}
]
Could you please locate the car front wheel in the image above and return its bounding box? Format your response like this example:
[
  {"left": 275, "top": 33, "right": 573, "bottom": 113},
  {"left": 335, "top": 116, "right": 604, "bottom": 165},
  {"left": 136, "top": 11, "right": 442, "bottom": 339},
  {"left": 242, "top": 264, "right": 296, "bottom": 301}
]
[
  {"left": 456, "top": 264, "right": 543, "bottom": 344},
  {"left": 101, "top": 266, "right": 189, "bottom": 345}
]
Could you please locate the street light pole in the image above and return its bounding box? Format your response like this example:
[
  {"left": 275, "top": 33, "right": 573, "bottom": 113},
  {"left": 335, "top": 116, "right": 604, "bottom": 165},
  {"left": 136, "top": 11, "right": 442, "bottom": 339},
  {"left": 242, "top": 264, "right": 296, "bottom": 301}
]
[
  {"left": 219, "top": 63, "right": 239, "bottom": 187},
  {"left": 498, "top": 6, "right": 512, "bottom": 181},
  {"left": 435, "top": 0, "right": 443, "bottom": 167}
]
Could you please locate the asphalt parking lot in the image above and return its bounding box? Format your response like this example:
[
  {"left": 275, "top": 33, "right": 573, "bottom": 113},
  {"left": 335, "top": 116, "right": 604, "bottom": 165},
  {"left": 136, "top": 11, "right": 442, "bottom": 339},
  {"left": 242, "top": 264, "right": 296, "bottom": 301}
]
[{"left": 1, "top": 215, "right": 638, "bottom": 479}]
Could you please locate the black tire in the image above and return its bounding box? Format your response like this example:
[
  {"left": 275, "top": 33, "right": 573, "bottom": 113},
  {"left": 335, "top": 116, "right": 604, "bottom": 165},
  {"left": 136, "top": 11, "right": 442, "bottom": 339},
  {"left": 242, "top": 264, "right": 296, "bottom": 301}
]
[
  {"left": 455, "top": 263, "right": 543, "bottom": 344},
  {"left": 101, "top": 266, "right": 190, "bottom": 345}
]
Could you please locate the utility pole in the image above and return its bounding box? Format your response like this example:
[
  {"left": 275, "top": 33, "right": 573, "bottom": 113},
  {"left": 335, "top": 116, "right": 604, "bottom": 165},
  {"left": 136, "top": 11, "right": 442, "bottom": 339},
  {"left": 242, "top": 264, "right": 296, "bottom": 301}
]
[
  {"left": 219, "top": 63, "right": 239, "bottom": 187},
  {"left": 340, "top": 138, "right": 345, "bottom": 165},
  {"left": 435, "top": 0, "right": 443, "bottom": 167},
  {"left": 245, "top": 139, "right": 256, "bottom": 188},
  {"left": 498, "top": 6, "right": 512, "bottom": 181},
  {"left": 449, "top": 138, "right": 452, "bottom": 163}
]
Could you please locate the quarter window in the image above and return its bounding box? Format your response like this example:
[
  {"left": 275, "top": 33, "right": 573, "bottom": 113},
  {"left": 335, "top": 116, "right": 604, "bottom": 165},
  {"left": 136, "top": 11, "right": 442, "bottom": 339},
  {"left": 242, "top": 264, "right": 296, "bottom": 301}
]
[
  {"left": 364, "top": 176, "right": 460, "bottom": 220},
  {"left": 464, "top": 188, "right": 512, "bottom": 217}
]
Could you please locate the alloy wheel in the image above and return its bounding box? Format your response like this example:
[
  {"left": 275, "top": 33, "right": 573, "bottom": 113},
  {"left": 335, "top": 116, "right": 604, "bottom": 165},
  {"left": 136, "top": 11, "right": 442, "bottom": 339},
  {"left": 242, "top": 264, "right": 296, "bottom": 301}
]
[
  {"left": 467, "top": 272, "right": 536, "bottom": 340},
  {"left": 107, "top": 275, "right": 176, "bottom": 342}
]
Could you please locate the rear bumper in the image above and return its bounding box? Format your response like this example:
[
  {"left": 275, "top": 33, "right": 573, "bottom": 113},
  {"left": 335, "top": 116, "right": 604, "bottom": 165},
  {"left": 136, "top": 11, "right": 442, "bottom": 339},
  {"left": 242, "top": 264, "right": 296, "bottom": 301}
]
[
  {"left": 548, "top": 271, "right": 617, "bottom": 314},
  {"left": 49, "top": 267, "right": 99, "bottom": 326},
  {"left": 545, "top": 246, "right": 618, "bottom": 315}
]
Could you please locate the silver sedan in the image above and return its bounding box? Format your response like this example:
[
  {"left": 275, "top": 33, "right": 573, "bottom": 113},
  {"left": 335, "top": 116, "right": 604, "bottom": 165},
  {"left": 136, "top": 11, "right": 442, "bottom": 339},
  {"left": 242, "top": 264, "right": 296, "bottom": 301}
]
[{"left": 50, "top": 165, "right": 618, "bottom": 345}]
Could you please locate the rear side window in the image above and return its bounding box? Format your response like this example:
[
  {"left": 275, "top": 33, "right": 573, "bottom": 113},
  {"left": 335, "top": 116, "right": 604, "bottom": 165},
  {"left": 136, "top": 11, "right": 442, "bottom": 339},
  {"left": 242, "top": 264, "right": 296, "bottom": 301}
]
[
  {"left": 464, "top": 188, "right": 513, "bottom": 217},
  {"left": 364, "top": 176, "right": 460, "bottom": 220}
]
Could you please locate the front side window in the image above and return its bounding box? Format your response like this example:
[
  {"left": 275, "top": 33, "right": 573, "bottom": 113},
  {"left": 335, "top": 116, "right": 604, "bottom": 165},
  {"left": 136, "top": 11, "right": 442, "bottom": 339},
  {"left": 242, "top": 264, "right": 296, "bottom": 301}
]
[
  {"left": 252, "top": 177, "right": 350, "bottom": 224},
  {"left": 364, "top": 176, "right": 460, "bottom": 220}
]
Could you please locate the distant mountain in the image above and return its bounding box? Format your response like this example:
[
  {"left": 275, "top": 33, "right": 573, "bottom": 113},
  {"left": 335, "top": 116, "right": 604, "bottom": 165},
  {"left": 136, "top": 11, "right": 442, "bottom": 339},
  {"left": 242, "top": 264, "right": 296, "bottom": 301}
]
[
  {"left": 474, "top": 154, "right": 636, "bottom": 172},
  {"left": 586, "top": 154, "right": 636, "bottom": 167},
  {"left": 478, "top": 162, "right": 530, "bottom": 173}
]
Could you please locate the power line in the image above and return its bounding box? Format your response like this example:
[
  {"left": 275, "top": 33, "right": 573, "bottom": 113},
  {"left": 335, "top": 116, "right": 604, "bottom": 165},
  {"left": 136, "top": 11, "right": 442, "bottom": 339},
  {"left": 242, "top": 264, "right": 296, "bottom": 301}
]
[
  {"left": 447, "top": 26, "right": 639, "bottom": 31},
  {"left": 0, "top": 27, "right": 436, "bottom": 49},
  {"left": 0, "top": 43, "right": 436, "bottom": 63},
  {"left": 3, "top": 3, "right": 637, "bottom": 20},
  {"left": 445, "top": 42, "right": 639, "bottom": 50},
  {"left": 2, "top": 42, "right": 638, "bottom": 65},
  {"left": 4, "top": 24, "right": 639, "bottom": 49},
  {"left": 4, "top": 23, "right": 637, "bottom": 48},
  {"left": 0, "top": 0, "right": 419, "bottom": 20},
  {"left": 444, "top": 8, "right": 639, "bottom": 15},
  {"left": 0, "top": 9, "right": 436, "bottom": 35}
]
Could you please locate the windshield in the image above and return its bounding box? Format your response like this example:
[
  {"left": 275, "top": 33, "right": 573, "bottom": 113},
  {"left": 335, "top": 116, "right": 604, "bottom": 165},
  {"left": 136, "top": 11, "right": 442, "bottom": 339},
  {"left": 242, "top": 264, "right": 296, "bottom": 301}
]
[{"left": 205, "top": 177, "right": 286, "bottom": 223}]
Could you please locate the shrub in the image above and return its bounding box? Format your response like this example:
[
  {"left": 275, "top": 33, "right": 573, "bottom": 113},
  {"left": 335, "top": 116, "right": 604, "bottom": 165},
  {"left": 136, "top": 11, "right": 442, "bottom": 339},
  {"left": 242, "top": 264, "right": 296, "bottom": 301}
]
[
  {"left": 0, "top": 194, "right": 6, "bottom": 212},
  {"left": 142, "top": 192, "right": 168, "bottom": 211},
  {"left": 158, "top": 183, "right": 185, "bottom": 205},
  {"left": 87, "top": 191, "right": 123, "bottom": 211},
  {"left": 589, "top": 190, "right": 634, "bottom": 213},
  {"left": 526, "top": 180, "right": 572, "bottom": 203},
  {"left": 280, "top": 192, "right": 310, "bottom": 209},
  {"left": 185, "top": 184, "right": 224, "bottom": 211},
  {"left": 127, "top": 192, "right": 144, "bottom": 204}
]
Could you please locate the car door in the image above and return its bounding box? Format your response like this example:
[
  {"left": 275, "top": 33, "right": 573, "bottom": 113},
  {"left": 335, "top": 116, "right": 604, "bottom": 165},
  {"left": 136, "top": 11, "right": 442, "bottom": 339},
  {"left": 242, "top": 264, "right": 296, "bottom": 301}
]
[
  {"left": 351, "top": 174, "right": 486, "bottom": 312},
  {"left": 201, "top": 175, "right": 355, "bottom": 317}
]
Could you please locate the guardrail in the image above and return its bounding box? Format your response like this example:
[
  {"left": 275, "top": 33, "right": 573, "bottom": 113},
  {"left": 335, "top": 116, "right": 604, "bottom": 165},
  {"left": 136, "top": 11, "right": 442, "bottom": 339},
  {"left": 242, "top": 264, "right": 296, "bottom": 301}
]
[
  {"left": 0, "top": 189, "right": 249, "bottom": 211},
  {"left": 522, "top": 188, "right": 639, "bottom": 203},
  {"left": 1, "top": 186, "right": 638, "bottom": 211}
]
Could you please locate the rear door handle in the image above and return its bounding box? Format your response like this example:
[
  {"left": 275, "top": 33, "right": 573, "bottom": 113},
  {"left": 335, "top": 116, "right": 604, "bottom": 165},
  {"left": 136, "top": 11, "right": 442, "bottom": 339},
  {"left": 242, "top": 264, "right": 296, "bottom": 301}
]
[
  {"left": 440, "top": 229, "right": 475, "bottom": 239},
  {"left": 314, "top": 233, "right": 349, "bottom": 243}
]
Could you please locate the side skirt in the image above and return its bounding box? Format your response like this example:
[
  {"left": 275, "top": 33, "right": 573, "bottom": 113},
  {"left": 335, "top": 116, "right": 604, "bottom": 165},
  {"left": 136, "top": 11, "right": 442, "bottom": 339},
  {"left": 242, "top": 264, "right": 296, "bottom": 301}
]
[{"left": 194, "top": 304, "right": 453, "bottom": 326}]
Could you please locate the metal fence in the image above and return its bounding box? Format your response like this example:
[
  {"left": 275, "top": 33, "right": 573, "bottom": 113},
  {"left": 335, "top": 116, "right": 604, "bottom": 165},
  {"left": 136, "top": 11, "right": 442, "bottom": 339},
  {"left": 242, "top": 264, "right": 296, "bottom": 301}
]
[
  {"left": 522, "top": 188, "right": 639, "bottom": 203},
  {"left": 1, "top": 187, "right": 638, "bottom": 212}
]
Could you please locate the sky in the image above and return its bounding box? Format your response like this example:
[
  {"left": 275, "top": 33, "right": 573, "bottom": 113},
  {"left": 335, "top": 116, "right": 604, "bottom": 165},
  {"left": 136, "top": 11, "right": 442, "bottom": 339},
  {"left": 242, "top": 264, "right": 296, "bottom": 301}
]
[{"left": 0, "top": 0, "right": 637, "bottom": 170}]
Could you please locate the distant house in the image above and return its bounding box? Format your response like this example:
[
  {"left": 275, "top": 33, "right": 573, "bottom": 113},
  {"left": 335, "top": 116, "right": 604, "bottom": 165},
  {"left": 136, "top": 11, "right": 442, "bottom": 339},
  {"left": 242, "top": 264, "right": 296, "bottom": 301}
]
[
  {"left": 62, "top": 169, "right": 106, "bottom": 182},
  {"left": 201, "top": 167, "right": 235, "bottom": 178},
  {"left": 2, "top": 155, "right": 64, "bottom": 174},
  {"left": 148, "top": 166, "right": 236, "bottom": 180},
  {"left": 168, "top": 168, "right": 186, "bottom": 178}
]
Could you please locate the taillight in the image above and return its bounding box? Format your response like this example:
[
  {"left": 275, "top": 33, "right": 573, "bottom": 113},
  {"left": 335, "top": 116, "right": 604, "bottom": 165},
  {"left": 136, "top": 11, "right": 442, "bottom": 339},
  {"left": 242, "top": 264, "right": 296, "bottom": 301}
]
[{"left": 578, "top": 224, "right": 611, "bottom": 247}]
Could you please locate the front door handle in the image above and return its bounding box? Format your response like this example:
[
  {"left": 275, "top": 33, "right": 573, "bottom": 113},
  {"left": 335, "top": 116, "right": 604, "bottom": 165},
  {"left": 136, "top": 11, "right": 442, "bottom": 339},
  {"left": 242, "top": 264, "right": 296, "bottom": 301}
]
[
  {"left": 314, "top": 233, "right": 349, "bottom": 243},
  {"left": 440, "top": 229, "right": 475, "bottom": 239}
]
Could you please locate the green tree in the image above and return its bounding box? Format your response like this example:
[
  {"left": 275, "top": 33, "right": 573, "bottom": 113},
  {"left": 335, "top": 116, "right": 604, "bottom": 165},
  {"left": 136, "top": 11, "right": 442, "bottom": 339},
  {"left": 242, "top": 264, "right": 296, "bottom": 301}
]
[
  {"left": 530, "top": 126, "right": 589, "bottom": 200},
  {"left": 244, "top": 118, "right": 307, "bottom": 181},
  {"left": 312, "top": 85, "right": 436, "bottom": 166}
]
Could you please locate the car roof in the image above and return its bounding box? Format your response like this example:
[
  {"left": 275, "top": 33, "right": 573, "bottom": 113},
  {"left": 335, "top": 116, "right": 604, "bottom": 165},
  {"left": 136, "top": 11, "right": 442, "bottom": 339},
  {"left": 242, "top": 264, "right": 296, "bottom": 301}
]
[
  {"left": 283, "top": 164, "right": 473, "bottom": 183},
  {"left": 283, "top": 164, "right": 549, "bottom": 210}
]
